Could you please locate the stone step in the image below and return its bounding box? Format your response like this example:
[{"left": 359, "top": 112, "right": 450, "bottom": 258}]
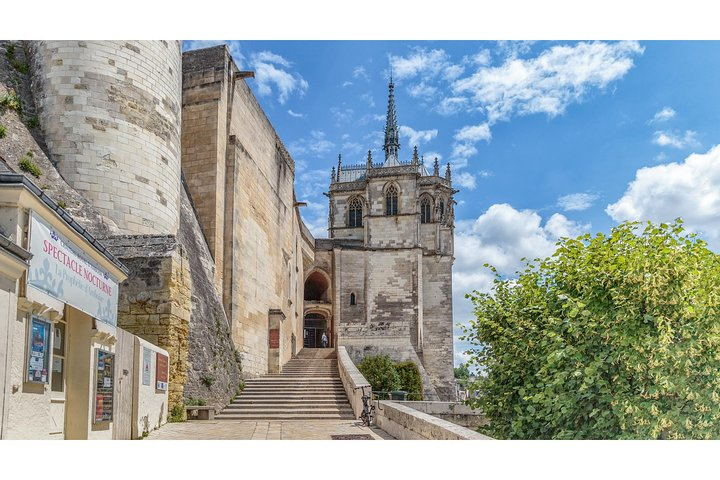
[
  {"left": 228, "top": 399, "right": 350, "bottom": 406},
  {"left": 223, "top": 404, "right": 353, "bottom": 412},
  {"left": 216, "top": 414, "right": 356, "bottom": 421},
  {"left": 231, "top": 395, "right": 348, "bottom": 402}
]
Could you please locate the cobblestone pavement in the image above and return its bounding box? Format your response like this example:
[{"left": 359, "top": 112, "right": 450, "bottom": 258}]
[{"left": 146, "top": 419, "right": 394, "bottom": 440}]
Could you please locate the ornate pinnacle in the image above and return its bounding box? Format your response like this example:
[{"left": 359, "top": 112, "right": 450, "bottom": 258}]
[
  {"left": 331, "top": 166, "right": 336, "bottom": 182},
  {"left": 383, "top": 78, "right": 400, "bottom": 162},
  {"left": 337, "top": 154, "right": 342, "bottom": 182},
  {"left": 412, "top": 145, "right": 419, "bottom": 164},
  {"left": 445, "top": 162, "right": 451, "bottom": 181},
  {"left": 433, "top": 157, "right": 439, "bottom": 176},
  {"left": 367, "top": 149, "right": 373, "bottom": 169}
]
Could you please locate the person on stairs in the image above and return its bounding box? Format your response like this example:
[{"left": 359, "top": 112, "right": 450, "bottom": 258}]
[{"left": 321, "top": 332, "right": 328, "bottom": 348}]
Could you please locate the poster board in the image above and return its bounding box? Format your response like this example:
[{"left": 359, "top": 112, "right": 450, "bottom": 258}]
[
  {"left": 94, "top": 350, "right": 115, "bottom": 423},
  {"left": 155, "top": 352, "right": 168, "bottom": 391},
  {"left": 142, "top": 347, "right": 152, "bottom": 386},
  {"left": 27, "top": 316, "right": 51, "bottom": 384}
]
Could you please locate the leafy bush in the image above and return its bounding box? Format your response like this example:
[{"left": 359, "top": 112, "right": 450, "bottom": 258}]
[
  {"left": 0, "top": 90, "right": 21, "bottom": 112},
  {"left": 169, "top": 403, "right": 184, "bottom": 423},
  {"left": 200, "top": 373, "right": 215, "bottom": 388},
  {"left": 5, "top": 44, "right": 15, "bottom": 59},
  {"left": 396, "top": 361, "right": 423, "bottom": 400},
  {"left": 185, "top": 397, "right": 206, "bottom": 406},
  {"left": 25, "top": 115, "right": 39, "bottom": 128},
  {"left": 358, "top": 354, "right": 400, "bottom": 393},
  {"left": 19, "top": 153, "right": 41, "bottom": 178},
  {"left": 0, "top": 124, "right": 6, "bottom": 139},
  {"left": 462, "top": 220, "right": 720, "bottom": 439}
]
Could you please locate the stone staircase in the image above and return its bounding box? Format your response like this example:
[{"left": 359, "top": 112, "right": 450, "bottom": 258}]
[{"left": 216, "top": 348, "right": 355, "bottom": 421}]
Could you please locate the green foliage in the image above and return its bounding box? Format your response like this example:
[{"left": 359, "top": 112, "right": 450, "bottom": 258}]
[
  {"left": 56, "top": 200, "right": 66, "bottom": 209},
  {"left": 0, "top": 124, "right": 6, "bottom": 139},
  {"left": 236, "top": 379, "right": 245, "bottom": 396},
  {"left": 462, "top": 220, "right": 720, "bottom": 439},
  {"left": 12, "top": 59, "right": 28, "bottom": 74},
  {"left": 358, "top": 354, "right": 401, "bottom": 393},
  {"left": 396, "top": 361, "right": 423, "bottom": 400},
  {"left": 185, "top": 397, "right": 207, "bottom": 406},
  {"left": 200, "top": 373, "right": 215, "bottom": 388},
  {"left": 169, "top": 403, "right": 184, "bottom": 423},
  {"left": 454, "top": 364, "right": 470, "bottom": 380},
  {"left": 0, "top": 90, "right": 21, "bottom": 112},
  {"left": 19, "top": 152, "right": 41, "bottom": 178},
  {"left": 5, "top": 44, "right": 15, "bottom": 59},
  {"left": 25, "top": 115, "right": 39, "bottom": 128}
]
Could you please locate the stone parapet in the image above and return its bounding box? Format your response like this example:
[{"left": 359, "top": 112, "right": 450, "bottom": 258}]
[
  {"left": 374, "top": 401, "right": 492, "bottom": 440},
  {"left": 336, "top": 346, "right": 371, "bottom": 419}
]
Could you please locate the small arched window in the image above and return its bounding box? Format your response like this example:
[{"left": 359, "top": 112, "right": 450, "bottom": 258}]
[
  {"left": 386, "top": 185, "right": 398, "bottom": 216},
  {"left": 420, "top": 198, "right": 432, "bottom": 224},
  {"left": 350, "top": 292, "right": 356, "bottom": 305},
  {"left": 348, "top": 198, "right": 363, "bottom": 228}
]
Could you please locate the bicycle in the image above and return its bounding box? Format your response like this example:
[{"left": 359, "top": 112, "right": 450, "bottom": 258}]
[{"left": 359, "top": 393, "right": 375, "bottom": 427}]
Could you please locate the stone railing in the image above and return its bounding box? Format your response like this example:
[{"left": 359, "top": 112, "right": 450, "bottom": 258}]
[
  {"left": 336, "top": 346, "right": 371, "bottom": 419},
  {"left": 374, "top": 401, "right": 492, "bottom": 440},
  {"left": 392, "top": 401, "right": 489, "bottom": 429}
]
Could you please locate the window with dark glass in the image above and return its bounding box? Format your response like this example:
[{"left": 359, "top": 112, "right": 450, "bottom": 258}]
[
  {"left": 439, "top": 200, "right": 445, "bottom": 219},
  {"left": 386, "top": 185, "right": 398, "bottom": 216},
  {"left": 348, "top": 198, "right": 363, "bottom": 227},
  {"left": 421, "top": 198, "right": 432, "bottom": 223},
  {"left": 350, "top": 292, "right": 356, "bottom": 305}
]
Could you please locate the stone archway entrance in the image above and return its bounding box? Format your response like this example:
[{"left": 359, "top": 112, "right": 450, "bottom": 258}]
[{"left": 303, "top": 313, "right": 328, "bottom": 348}]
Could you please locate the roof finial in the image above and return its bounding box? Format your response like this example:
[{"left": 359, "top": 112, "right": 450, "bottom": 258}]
[
  {"left": 337, "top": 154, "right": 342, "bottom": 182},
  {"left": 367, "top": 149, "right": 373, "bottom": 169},
  {"left": 445, "top": 162, "right": 451, "bottom": 181},
  {"left": 412, "top": 145, "right": 419, "bottom": 164},
  {"left": 383, "top": 75, "right": 400, "bottom": 163},
  {"left": 433, "top": 157, "right": 439, "bottom": 176},
  {"left": 331, "top": 166, "right": 336, "bottom": 182}
]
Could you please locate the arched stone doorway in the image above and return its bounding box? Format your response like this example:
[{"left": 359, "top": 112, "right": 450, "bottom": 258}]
[{"left": 303, "top": 313, "right": 328, "bottom": 348}]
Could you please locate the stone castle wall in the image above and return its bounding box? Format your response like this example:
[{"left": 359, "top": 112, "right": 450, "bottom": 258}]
[{"left": 28, "top": 41, "right": 182, "bottom": 235}]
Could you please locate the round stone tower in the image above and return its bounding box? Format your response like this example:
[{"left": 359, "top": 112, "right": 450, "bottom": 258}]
[{"left": 29, "top": 41, "right": 182, "bottom": 235}]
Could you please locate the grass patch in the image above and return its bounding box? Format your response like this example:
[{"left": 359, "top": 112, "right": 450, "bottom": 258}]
[
  {"left": 185, "top": 397, "right": 207, "bottom": 407},
  {"left": 12, "top": 59, "right": 28, "bottom": 74},
  {"left": 0, "top": 90, "right": 22, "bottom": 112},
  {"left": 0, "top": 124, "right": 6, "bottom": 139},
  {"left": 25, "top": 115, "right": 39, "bottom": 128},
  {"left": 19, "top": 151, "right": 41, "bottom": 178},
  {"left": 5, "top": 44, "right": 15, "bottom": 60}
]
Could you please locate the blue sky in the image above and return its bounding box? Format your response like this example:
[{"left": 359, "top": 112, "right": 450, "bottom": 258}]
[{"left": 183, "top": 40, "right": 720, "bottom": 367}]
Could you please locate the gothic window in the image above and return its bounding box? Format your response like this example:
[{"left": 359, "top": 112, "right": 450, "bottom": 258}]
[
  {"left": 348, "top": 198, "right": 363, "bottom": 228},
  {"left": 386, "top": 185, "right": 398, "bottom": 216},
  {"left": 421, "top": 198, "right": 432, "bottom": 224},
  {"left": 350, "top": 292, "right": 356, "bottom": 305},
  {"left": 439, "top": 200, "right": 445, "bottom": 219}
]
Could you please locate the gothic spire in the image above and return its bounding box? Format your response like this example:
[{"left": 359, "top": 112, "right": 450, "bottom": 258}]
[
  {"left": 367, "top": 149, "right": 373, "bottom": 169},
  {"left": 337, "top": 154, "right": 342, "bottom": 182},
  {"left": 445, "top": 162, "right": 451, "bottom": 181},
  {"left": 412, "top": 145, "right": 419, "bottom": 164},
  {"left": 433, "top": 157, "right": 439, "bottom": 176},
  {"left": 331, "top": 166, "right": 336, "bottom": 182},
  {"left": 383, "top": 77, "right": 400, "bottom": 162}
]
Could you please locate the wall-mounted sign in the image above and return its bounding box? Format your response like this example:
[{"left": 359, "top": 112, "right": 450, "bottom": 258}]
[
  {"left": 27, "top": 316, "right": 50, "bottom": 384},
  {"left": 269, "top": 328, "right": 280, "bottom": 349},
  {"left": 27, "top": 211, "right": 119, "bottom": 327},
  {"left": 94, "top": 350, "right": 115, "bottom": 423},
  {"left": 155, "top": 353, "right": 168, "bottom": 391},
  {"left": 142, "top": 347, "right": 152, "bottom": 386}
]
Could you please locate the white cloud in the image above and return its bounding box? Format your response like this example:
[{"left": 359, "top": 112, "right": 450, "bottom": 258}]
[
  {"left": 454, "top": 171, "right": 477, "bottom": 190},
  {"left": 557, "top": 192, "right": 600, "bottom": 211},
  {"left": 655, "top": 152, "right": 668, "bottom": 162},
  {"left": 360, "top": 93, "right": 375, "bottom": 107},
  {"left": 342, "top": 141, "right": 363, "bottom": 155},
  {"left": 342, "top": 81, "right": 353, "bottom": 88},
  {"left": 407, "top": 82, "right": 438, "bottom": 100},
  {"left": 389, "top": 48, "right": 456, "bottom": 80},
  {"left": 470, "top": 49, "right": 492, "bottom": 66},
  {"left": 451, "top": 143, "right": 478, "bottom": 160},
  {"left": 652, "top": 130, "right": 699, "bottom": 149},
  {"left": 453, "top": 41, "right": 644, "bottom": 124},
  {"left": 331, "top": 106, "right": 354, "bottom": 123},
  {"left": 478, "top": 170, "right": 492, "bottom": 178},
  {"left": 250, "top": 51, "right": 308, "bottom": 105},
  {"left": 454, "top": 123, "right": 491, "bottom": 143},
  {"left": 353, "top": 66, "right": 369, "bottom": 80},
  {"left": 649, "top": 106, "right": 676, "bottom": 124},
  {"left": 287, "top": 109, "right": 305, "bottom": 118},
  {"left": 606, "top": 144, "right": 720, "bottom": 249},
  {"left": 436, "top": 96, "right": 469, "bottom": 116},
  {"left": 453, "top": 204, "right": 589, "bottom": 338},
  {"left": 289, "top": 130, "right": 335, "bottom": 158},
  {"left": 399, "top": 125, "right": 438, "bottom": 148}
]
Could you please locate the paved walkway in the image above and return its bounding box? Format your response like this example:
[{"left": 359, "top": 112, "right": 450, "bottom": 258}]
[{"left": 146, "top": 419, "right": 394, "bottom": 440}]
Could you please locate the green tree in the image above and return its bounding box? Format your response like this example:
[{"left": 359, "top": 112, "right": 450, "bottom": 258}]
[
  {"left": 396, "top": 361, "right": 423, "bottom": 400},
  {"left": 461, "top": 220, "right": 720, "bottom": 439},
  {"left": 358, "top": 354, "right": 401, "bottom": 393},
  {"left": 454, "top": 364, "right": 470, "bottom": 380}
]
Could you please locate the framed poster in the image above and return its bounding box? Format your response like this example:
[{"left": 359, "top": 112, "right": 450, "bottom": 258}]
[
  {"left": 93, "top": 349, "right": 115, "bottom": 423},
  {"left": 155, "top": 352, "right": 168, "bottom": 391},
  {"left": 142, "top": 347, "right": 152, "bottom": 386},
  {"left": 27, "top": 316, "right": 51, "bottom": 384}
]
